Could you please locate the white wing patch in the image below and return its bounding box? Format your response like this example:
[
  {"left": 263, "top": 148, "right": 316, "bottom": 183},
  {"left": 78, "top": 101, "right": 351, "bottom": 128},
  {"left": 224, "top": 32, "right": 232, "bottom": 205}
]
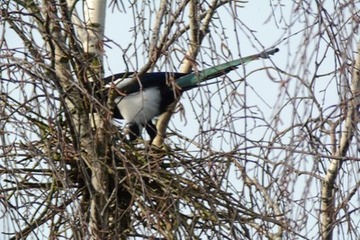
[
  {"left": 105, "top": 76, "right": 134, "bottom": 89},
  {"left": 115, "top": 87, "right": 161, "bottom": 127}
]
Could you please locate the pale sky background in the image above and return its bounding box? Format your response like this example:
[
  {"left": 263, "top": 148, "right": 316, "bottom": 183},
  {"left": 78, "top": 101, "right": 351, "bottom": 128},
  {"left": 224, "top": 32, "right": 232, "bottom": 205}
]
[
  {"left": 103, "top": 1, "right": 339, "bottom": 147},
  {"left": 101, "top": 2, "right": 357, "bottom": 239},
  {"left": 2, "top": 1, "right": 359, "bottom": 239},
  {"left": 104, "top": 1, "right": 285, "bottom": 139}
]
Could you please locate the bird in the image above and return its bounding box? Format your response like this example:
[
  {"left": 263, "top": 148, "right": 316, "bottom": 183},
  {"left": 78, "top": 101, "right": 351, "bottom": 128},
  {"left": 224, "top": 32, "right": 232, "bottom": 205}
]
[{"left": 104, "top": 48, "right": 279, "bottom": 143}]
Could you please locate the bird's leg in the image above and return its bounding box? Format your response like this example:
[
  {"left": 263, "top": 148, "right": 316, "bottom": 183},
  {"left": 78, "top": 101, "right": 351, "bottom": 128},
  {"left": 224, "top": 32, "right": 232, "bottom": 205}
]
[
  {"left": 145, "top": 121, "right": 157, "bottom": 144},
  {"left": 127, "top": 123, "right": 141, "bottom": 142}
]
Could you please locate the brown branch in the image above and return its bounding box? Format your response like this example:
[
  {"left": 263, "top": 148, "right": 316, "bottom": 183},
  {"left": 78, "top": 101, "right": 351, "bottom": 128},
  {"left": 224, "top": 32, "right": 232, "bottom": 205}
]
[
  {"left": 152, "top": 0, "right": 237, "bottom": 147},
  {"left": 10, "top": 191, "right": 79, "bottom": 240}
]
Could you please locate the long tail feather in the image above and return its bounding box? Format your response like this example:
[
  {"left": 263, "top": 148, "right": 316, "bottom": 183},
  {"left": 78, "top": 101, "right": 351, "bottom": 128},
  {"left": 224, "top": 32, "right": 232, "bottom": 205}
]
[{"left": 176, "top": 48, "right": 279, "bottom": 89}]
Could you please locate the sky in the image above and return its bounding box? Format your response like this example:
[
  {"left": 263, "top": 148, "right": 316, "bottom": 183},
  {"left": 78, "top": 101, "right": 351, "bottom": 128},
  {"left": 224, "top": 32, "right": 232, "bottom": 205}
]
[
  {"left": 2, "top": 1, "right": 360, "bottom": 239},
  {"left": 103, "top": 1, "right": 286, "bottom": 141},
  {"left": 100, "top": 1, "right": 360, "bottom": 239}
]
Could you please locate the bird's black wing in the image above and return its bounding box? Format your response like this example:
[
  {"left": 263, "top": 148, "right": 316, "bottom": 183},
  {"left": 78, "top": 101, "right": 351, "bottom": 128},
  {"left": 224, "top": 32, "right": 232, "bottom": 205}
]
[
  {"left": 103, "top": 72, "right": 135, "bottom": 84},
  {"left": 104, "top": 72, "right": 187, "bottom": 94}
]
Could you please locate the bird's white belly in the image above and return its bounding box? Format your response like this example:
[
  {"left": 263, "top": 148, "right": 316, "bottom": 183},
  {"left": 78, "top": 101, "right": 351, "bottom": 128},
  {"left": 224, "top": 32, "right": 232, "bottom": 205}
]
[{"left": 115, "top": 87, "right": 161, "bottom": 126}]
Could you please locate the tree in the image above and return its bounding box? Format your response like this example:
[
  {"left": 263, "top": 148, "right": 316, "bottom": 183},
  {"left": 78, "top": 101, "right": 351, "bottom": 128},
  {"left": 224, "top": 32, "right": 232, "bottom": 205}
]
[{"left": 1, "top": 0, "right": 360, "bottom": 239}]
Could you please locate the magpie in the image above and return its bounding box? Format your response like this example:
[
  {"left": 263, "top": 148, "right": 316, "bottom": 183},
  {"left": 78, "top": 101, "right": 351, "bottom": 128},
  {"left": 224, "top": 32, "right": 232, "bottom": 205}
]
[{"left": 104, "top": 48, "right": 279, "bottom": 142}]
